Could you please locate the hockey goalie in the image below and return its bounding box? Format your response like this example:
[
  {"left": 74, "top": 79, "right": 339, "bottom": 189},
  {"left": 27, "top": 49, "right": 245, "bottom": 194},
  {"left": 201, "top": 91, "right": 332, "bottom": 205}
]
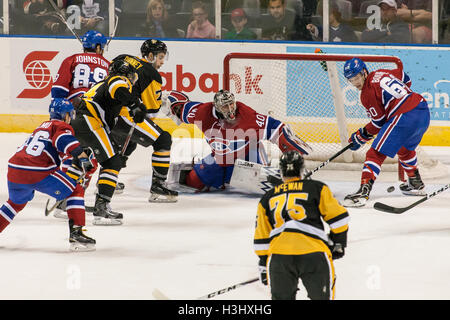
[{"left": 164, "top": 89, "right": 312, "bottom": 194}]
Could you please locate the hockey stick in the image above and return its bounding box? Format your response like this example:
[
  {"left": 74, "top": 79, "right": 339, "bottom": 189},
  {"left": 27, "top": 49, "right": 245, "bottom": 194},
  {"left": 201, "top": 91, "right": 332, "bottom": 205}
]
[
  {"left": 152, "top": 277, "right": 259, "bottom": 300},
  {"left": 304, "top": 143, "right": 353, "bottom": 179},
  {"left": 373, "top": 183, "right": 450, "bottom": 214},
  {"left": 46, "top": 0, "right": 83, "bottom": 44},
  {"left": 120, "top": 122, "right": 136, "bottom": 156}
]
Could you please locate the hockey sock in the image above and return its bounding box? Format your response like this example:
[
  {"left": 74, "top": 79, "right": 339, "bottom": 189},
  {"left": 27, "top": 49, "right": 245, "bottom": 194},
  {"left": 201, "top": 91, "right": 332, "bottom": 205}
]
[
  {"left": 66, "top": 184, "right": 86, "bottom": 226},
  {"left": 397, "top": 147, "right": 418, "bottom": 177},
  {"left": 152, "top": 150, "right": 170, "bottom": 180},
  {"left": 185, "top": 169, "right": 206, "bottom": 190},
  {"left": 97, "top": 168, "right": 119, "bottom": 200},
  {"left": 361, "top": 148, "right": 387, "bottom": 183},
  {"left": 0, "top": 200, "right": 26, "bottom": 232}
]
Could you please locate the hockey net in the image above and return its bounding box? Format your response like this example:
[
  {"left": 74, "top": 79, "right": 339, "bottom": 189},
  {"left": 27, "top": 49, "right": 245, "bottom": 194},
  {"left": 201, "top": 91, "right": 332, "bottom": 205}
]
[{"left": 223, "top": 52, "right": 445, "bottom": 179}]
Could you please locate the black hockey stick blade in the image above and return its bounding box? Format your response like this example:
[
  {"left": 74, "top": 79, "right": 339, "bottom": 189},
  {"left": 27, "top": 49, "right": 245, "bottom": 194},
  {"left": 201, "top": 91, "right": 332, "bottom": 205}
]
[
  {"left": 373, "top": 198, "right": 426, "bottom": 214},
  {"left": 374, "top": 183, "right": 450, "bottom": 214},
  {"left": 197, "top": 277, "right": 259, "bottom": 300},
  {"left": 45, "top": 199, "right": 61, "bottom": 216},
  {"left": 44, "top": 199, "right": 53, "bottom": 216}
]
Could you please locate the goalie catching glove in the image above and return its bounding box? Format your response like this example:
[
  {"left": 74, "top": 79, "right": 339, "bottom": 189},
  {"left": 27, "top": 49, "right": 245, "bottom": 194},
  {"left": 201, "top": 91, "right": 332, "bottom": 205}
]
[
  {"left": 349, "top": 127, "right": 374, "bottom": 151},
  {"left": 278, "top": 124, "right": 313, "bottom": 156},
  {"left": 167, "top": 90, "right": 190, "bottom": 118}
]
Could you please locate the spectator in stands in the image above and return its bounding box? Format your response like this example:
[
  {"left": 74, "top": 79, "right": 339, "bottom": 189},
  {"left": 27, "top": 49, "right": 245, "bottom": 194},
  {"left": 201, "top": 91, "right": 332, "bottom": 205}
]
[
  {"left": 306, "top": 1, "right": 358, "bottom": 42},
  {"left": 396, "top": 0, "right": 432, "bottom": 43},
  {"left": 440, "top": 0, "right": 450, "bottom": 44},
  {"left": 186, "top": 1, "right": 216, "bottom": 39},
  {"left": 137, "top": 0, "right": 178, "bottom": 38},
  {"left": 261, "top": 0, "right": 312, "bottom": 41},
  {"left": 22, "top": 0, "right": 66, "bottom": 35},
  {"left": 361, "top": 0, "right": 411, "bottom": 43},
  {"left": 224, "top": 8, "right": 257, "bottom": 40},
  {"left": 66, "top": 0, "right": 122, "bottom": 35}
]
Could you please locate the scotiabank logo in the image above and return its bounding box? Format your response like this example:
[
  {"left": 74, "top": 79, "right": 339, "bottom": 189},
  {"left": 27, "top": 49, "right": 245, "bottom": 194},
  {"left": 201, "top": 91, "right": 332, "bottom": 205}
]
[
  {"left": 17, "top": 51, "right": 58, "bottom": 99},
  {"left": 160, "top": 65, "right": 263, "bottom": 94}
]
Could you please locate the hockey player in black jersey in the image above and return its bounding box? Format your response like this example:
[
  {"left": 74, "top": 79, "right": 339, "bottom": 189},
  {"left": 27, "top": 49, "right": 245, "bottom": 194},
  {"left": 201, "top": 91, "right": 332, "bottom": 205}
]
[
  {"left": 71, "top": 58, "right": 147, "bottom": 225},
  {"left": 109, "top": 39, "right": 177, "bottom": 203},
  {"left": 254, "top": 150, "right": 350, "bottom": 300}
]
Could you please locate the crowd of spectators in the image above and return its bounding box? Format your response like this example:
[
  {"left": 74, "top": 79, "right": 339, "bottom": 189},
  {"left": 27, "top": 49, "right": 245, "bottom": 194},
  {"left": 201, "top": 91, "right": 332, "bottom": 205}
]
[{"left": 4, "top": 0, "right": 450, "bottom": 44}]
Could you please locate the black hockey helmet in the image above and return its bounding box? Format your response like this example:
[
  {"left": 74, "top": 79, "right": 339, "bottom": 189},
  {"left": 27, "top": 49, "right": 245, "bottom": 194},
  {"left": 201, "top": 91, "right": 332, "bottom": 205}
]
[
  {"left": 279, "top": 150, "right": 305, "bottom": 178},
  {"left": 140, "top": 39, "right": 168, "bottom": 59},
  {"left": 109, "top": 57, "right": 137, "bottom": 83}
]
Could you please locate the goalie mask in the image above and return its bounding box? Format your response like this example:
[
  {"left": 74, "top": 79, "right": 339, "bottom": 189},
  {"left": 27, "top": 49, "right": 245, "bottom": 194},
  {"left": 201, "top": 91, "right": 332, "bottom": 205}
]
[
  {"left": 213, "top": 90, "right": 236, "bottom": 121},
  {"left": 279, "top": 150, "right": 305, "bottom": 178}
]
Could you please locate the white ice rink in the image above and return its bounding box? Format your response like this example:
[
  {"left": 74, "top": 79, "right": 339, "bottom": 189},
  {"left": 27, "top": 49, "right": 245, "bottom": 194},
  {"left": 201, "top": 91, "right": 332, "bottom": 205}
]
[{"left": 1, "top": 132, "right": 450, "bottom": 300}]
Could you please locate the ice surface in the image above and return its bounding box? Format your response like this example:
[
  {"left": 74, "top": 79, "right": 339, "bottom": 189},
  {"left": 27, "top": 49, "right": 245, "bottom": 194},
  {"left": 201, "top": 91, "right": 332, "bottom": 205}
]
[{"left": 1, "top": 133, "right": 450, "bottom": 300}]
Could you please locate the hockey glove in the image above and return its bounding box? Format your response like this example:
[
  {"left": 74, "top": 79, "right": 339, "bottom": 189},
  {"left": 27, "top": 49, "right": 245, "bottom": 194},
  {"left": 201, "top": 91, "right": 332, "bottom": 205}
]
[
  {"left": 349, "top": 127, "right": 374, "bottom": 151},
  {"left": 129, "top": 101, "right": 147, "bottom": 124},
  {"left": 278, "top": 125, "right": 313, "bottom": 156},
  {"left": 70, "top": 147, "right": 95, "bottom": 174},
  {"left": 328, "top": 231, "right": 347, "bottom": 260},
  {"left": 259, "top": 266, "right": 268, "bottom": 286},
  {"left": 330, "top": 243, "right": 345, "bottom": 260},
  {"left": 258, "top": 256, "right": 268, "bottom": 286}
]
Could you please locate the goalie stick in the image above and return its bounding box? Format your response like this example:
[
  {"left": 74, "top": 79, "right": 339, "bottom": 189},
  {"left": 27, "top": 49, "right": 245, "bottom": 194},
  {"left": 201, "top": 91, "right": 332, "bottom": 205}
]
[
  {"left": 373, "top": 183, "right": 450, "bottom": 214},
  {"left": 152, "top": 277, "right": 259, "bottom": 300}
]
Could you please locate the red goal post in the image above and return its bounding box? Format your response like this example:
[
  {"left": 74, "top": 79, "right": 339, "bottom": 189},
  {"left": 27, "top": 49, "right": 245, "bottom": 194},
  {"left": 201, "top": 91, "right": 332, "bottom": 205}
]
[{"left": 222, "top": 52, "right": 413, "bottom": 176}]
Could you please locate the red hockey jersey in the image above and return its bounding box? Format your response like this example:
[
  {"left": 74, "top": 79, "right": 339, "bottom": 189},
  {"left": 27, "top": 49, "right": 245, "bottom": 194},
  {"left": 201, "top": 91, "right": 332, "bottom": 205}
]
[
  {"left": 361, "top": 68, "right": 425, "bottom": 135},
  {"left": 180, "top": 101, "right": 289, "bottom": 166},
  {"left": 8, "top": 120, "right": 81, "bottom": 184},
  {"left": 51, "top": 52, "right": 110, "bottom": 100}
]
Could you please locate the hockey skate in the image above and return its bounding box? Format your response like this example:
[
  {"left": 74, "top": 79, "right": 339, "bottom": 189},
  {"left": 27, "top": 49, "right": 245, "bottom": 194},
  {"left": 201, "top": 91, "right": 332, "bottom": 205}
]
[
  {"left": 115, "top": 182, "right": 125, "bottom": 194},
  {"left": 93, "top": 196, "right": 123, "bottom": 225},
  {"left": 69, "top": 220, "right": 96, "bottom": 252},
  {"left": 399, "top": 169, "right": 426, "bottom": 196},
  {"left": 53, "top": 199, "right": 68, "bottom": 220},
  {"left": 343, "top": 180, "right": 374, "bottom": 208},
  {"left": 149, "top": 177, "right": 178, "bottom": 203}
]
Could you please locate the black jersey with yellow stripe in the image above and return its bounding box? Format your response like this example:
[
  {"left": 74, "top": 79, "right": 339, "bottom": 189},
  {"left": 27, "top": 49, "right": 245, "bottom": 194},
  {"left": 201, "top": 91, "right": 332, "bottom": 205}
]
[
  {"left": 254, "top": 178, "right": 349, "bottom": 259},
  {"left": 115, "top": 54, "right": 163, "bottom": 114},
  {"left": 79, "top": 75, "right": 136, "bottom": 130}
]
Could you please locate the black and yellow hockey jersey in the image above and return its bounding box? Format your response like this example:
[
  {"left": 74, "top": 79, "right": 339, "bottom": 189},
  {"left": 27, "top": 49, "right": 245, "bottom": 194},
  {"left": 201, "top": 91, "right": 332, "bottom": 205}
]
[
  {"left": 79, "top": 75, "right": 136, "bottom": 131},
  {"left": 254, "top": 177, "right": 349, "bottom": 259},
  {"left": 115, "top": 54, "right": 163, "bottom": 116}
]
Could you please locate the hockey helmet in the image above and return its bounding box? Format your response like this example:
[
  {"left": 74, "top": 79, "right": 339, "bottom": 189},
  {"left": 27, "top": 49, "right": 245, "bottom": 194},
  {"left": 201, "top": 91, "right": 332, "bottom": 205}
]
[
  {"left": 213, "top": 90, "right": 236, "bottom": 121},
  {"left": 82, "top": 30, "right": 107, "bottom": 50},
  {"left": 279, "top": 150, "right": 305, "bottom": 178},
  {"left": 140, "top": 39, "right": 168, "bottom": 59},
  {"left": 109, "top": 57, "right": 138, "bottom": 84},
  {"left": 343, "top": 57, "right": 368, "bottom": 80},
  {"left": 49, "top": 98, "right": 75, "bottom": 120}
]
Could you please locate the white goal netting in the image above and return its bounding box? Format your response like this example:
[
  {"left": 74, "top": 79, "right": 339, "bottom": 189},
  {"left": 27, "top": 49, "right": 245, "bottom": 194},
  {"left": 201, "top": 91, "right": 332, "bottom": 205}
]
[{"left": 224, "top": 52, "right": 446, "bottom": 179}]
